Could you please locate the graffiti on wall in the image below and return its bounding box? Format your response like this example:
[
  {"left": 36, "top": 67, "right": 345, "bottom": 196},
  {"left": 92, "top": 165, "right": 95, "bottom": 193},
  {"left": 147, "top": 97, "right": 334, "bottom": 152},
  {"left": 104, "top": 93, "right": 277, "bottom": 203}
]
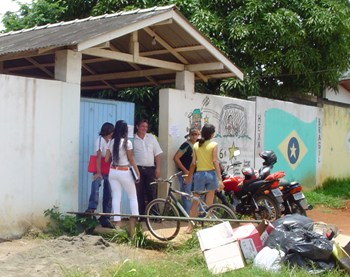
[
  {"left": 264, "top": 108, "right": 318, "bottom": 187},
  {"left": 185, "top": 98, "right": 252, "bottom": 169}
]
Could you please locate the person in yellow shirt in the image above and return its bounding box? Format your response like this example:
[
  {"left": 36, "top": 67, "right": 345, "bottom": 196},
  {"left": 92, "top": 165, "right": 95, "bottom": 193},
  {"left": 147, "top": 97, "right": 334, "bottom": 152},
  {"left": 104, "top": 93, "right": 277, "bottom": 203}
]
[{"left": 185, "top": 123, "right": 223, "bottom": 233}]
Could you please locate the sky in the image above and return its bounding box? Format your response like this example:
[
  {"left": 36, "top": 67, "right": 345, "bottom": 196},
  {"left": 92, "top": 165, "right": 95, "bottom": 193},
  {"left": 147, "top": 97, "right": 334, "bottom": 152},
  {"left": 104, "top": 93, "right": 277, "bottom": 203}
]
[{"left": 0, "top": 0, "right": 32, "bottom": 30}]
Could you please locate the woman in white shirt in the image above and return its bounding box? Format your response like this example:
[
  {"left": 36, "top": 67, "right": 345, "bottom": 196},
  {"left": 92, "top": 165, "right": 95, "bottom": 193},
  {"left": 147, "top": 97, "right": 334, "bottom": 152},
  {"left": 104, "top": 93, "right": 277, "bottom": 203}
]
[{"left": 106, "top": 120, "right": 140, "bottom": 227}]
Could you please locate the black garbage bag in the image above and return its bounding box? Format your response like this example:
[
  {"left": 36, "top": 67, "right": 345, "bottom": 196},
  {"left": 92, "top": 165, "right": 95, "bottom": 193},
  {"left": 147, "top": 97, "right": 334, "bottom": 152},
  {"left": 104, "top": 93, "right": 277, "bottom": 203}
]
[
  {"left": 272, "top": 214, "right": 314, "bottom": 231},
  {"left": 284, "top": 229, "right": 333, "bottom": 260},
  {"left": 266, "top": 215, "right": 335, "bottom": 273}
]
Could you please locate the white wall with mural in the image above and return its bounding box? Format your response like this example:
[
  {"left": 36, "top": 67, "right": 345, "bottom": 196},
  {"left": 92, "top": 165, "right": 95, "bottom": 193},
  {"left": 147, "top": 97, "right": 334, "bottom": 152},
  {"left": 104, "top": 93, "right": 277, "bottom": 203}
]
[
  {"left": 159, "top": 88, "right": 256, "bottom": 185},
  {"left": 254, "top": 97, "right": 323, "bottom": 190},
  {"left": 0, "top": 74, "right": 80, "bottom": 238}
]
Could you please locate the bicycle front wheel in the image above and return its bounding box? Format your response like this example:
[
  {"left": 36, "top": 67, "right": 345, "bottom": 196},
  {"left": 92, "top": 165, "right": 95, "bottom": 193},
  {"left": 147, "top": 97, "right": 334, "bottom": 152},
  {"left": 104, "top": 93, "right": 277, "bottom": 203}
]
[
  {"left": 205, "top": 203, "right": 239, "bottom": 228},
  {"left": 145, "top": 198, "right": 180, "bottom": 241}
]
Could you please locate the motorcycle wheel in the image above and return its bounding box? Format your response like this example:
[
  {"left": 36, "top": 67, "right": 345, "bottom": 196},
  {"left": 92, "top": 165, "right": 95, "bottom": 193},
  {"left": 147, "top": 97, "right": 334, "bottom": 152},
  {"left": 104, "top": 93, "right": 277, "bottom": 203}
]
[
  {"left": 254, "top": 195, "right": 281, "bottom": 221},
  {"left": 289, "top": 199, "right": 307, "bottom": 216}
]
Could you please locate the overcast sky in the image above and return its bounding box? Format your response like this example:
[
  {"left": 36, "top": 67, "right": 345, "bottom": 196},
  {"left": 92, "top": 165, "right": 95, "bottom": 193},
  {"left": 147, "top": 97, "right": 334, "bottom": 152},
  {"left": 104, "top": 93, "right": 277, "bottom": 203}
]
[{"left": 0, "top": 0, "right": 32, "bottom": 30}]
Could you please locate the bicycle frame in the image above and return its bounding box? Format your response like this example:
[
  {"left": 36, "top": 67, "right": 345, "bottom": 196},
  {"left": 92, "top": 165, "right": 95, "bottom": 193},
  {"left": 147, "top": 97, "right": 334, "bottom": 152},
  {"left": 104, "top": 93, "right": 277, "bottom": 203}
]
[
  {"left": 146, "top": 172, "right": 239, "bottom": 241},
  {"left": 157, "top": 172, "right": 208, "bottom": 224}
]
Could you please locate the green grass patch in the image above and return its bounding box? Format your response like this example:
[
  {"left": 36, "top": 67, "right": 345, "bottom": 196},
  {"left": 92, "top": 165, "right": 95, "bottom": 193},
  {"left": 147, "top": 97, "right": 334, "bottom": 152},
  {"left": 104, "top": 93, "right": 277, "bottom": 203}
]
[
  {"left": 97, "top": 253, "right": 347, "bottom": 277},
  {"left": 304, "top": 177, "right": 350, "bottom": 209}
]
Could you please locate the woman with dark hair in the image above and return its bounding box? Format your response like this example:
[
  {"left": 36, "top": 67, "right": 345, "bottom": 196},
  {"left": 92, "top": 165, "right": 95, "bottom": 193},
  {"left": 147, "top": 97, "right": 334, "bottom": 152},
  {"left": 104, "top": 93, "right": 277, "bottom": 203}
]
[
  {"left": 105, "top": 120, "right": 140, "bottom": 227},
  {"left": 185, "top": 123, "right": 223, "bottom": 233},
  {"left": 86, "top": 122, "right": 114, "bottom": 227}
]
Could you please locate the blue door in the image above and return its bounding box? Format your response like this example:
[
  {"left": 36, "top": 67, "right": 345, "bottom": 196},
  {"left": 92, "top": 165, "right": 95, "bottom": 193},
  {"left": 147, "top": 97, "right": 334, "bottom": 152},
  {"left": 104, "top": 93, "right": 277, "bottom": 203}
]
[{"left": 79, "top": 98, "right": 135, "bottom": 212}]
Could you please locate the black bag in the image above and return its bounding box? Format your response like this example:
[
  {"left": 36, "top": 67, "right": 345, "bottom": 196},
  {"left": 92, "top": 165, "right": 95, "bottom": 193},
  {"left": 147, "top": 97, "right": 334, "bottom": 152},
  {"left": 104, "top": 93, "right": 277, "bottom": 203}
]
[{"left": 265, "top": 215, "right": 335, "bottom": 273}]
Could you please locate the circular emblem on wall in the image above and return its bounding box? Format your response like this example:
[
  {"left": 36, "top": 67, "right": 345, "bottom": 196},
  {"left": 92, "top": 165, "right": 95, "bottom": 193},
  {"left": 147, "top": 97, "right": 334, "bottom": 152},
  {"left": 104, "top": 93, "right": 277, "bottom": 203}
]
[{"left": 287, "top": 137, "right": 300, "bottom": 164}]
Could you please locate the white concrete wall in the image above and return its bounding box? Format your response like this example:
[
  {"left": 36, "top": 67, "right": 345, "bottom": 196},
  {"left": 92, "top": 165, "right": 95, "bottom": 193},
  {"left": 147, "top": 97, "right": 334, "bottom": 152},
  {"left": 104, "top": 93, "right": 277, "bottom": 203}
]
[
  {"left": 159, "top": 88, "right": 256, "bottom": 195},
  {"left": 0, "top": 74, "right": 80, "bottom": 238},
  {"left": 325, "top": 86, "right": 350, "bottom": 104}
]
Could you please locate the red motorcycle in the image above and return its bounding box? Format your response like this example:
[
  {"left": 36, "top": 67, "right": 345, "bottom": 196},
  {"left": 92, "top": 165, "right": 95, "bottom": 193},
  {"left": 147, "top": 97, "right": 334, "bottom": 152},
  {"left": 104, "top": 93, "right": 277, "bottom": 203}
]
[{"left": 216, "top": 150, "right": 284, "bottom": 221}]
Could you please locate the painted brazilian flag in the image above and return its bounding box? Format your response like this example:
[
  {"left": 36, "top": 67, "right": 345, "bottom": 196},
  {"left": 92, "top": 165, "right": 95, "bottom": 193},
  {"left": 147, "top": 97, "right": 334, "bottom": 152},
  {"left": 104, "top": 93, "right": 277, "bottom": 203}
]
[{"left": 264, "top": 108, "right": 317, "bottom": 188}]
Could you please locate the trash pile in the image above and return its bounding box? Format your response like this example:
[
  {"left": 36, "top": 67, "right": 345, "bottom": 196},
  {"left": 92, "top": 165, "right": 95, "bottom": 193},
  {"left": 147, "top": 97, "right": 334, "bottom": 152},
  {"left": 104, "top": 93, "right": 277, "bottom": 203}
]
[{"left": 196, "top": 214, "right": 350, "bottom": 274}]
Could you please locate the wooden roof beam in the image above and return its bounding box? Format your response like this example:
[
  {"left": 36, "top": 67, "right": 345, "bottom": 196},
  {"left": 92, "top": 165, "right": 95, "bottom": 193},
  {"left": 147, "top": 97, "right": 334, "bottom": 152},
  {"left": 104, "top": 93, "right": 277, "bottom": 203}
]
[
  {"left": 143, "top": 27, "right": 208, "bottom": 82},
  {"left": 82, "top": 63, "right": 117, "bottom": 91},
  {"left": 185, "top": 62, "right": 224, "bottom": 72},
  {"left": 81, "top": 48, "right": 185, "bottom": 71},
  {"left": 82, "top": 68, "right": 173, "bottom": 82},
  {"left": 26, "top": 57, "right": 54, "bottom": 78},
  {"left": 126, "top": 32, "right": 158, "bottom": 86},
  {"left": 140, "top": 45, "right": 205, "bottom": 57}
]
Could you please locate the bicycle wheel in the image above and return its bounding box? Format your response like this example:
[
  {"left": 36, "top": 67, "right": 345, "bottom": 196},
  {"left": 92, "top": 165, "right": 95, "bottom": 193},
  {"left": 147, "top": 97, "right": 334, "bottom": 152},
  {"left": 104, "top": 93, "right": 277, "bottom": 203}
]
[
  {"left": 145, "top": 198, "right": 180, "bottom": 241},
  {"left": 205, "top": 203, "right": 239, "bottom": 228},
  {"left": 254, "top": 195, "right": 281, "bottom": 221}
]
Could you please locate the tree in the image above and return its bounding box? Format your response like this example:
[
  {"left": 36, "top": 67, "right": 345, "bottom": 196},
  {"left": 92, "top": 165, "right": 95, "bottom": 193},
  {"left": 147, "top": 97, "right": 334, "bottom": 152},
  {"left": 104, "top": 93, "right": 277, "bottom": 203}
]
[
  {"left": 194, "top": 0, "right": 350, "bottom": 99},
  {"left": 2, "top": 0, "right": 350, "bottom": 100}
]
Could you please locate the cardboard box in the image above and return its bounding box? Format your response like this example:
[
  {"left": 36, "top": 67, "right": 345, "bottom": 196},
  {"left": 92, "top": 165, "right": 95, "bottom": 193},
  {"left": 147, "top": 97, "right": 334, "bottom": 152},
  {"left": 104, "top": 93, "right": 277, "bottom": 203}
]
[
  {"left": 203, "top": 241, "right": 245, "bottom": 274},
  {"left": 197, "top": 222, "right": 245, "bottom": 274},
  {"left": 334, "top": 234, "right": 350, "bottom": 256},
  {"left": 232, "top": 220, "right": 274, "bottom": 262},
  {"left": 257, "top": 219, "right": 274, "bottom": 246}
]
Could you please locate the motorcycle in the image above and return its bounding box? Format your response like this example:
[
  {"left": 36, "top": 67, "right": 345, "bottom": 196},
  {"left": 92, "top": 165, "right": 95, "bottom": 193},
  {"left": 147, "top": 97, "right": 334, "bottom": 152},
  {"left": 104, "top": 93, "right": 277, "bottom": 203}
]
[
  {"left": 278, "top": 180, "right": 312, "bottom": 216},
  {"left": 216, "top": 150, "right": 284, "bottom": 221},
  {"left": 258, "top": 150, "right": 313, "bottom": 216}
]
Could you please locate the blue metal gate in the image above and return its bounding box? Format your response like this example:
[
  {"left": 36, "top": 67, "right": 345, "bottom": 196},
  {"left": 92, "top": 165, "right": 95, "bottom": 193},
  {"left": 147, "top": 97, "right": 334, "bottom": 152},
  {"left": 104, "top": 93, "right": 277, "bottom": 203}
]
[{"left": 79, "top": 97, "right": 135, "bottom": 212}]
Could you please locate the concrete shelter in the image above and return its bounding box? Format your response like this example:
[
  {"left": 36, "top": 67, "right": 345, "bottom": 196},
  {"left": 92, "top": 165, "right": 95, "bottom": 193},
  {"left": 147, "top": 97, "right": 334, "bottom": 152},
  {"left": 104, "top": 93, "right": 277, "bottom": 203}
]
[{"left": 0, "top": 5, "right": 243, "bottom": 237}]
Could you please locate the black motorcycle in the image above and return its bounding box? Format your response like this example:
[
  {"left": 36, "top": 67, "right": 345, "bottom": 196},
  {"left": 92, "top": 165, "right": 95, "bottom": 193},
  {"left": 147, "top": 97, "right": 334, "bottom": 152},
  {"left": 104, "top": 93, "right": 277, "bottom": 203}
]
[{"left": 258, "top": 150, "right": 312, "bottom": 216}]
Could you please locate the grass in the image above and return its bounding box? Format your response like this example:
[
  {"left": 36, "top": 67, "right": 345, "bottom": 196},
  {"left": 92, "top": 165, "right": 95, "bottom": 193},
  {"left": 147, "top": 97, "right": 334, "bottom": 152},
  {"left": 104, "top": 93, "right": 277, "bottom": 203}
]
[
  {"left": 304, "top": 177, "right": 350, "bottom": 209},
  {"left": 52, "top": 177, "right": 350, "bottom": 276},
  {"left": 79, "top": 236, "right": 348, "bottom": 277}
]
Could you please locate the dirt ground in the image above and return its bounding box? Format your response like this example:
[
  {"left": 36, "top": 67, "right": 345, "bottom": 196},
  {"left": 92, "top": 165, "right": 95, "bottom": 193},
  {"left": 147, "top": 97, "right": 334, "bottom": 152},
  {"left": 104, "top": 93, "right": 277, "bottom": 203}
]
[
  {"left": 1, "top": 204, "right": 350, "bottom": 277},
  {"left": 307, "top": 201, "right": 350, "bottom": 235}
]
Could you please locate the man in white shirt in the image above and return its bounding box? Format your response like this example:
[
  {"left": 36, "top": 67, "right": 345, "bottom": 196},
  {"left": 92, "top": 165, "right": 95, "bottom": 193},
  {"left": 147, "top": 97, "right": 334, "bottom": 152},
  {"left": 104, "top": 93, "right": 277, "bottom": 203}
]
[{"left": 133, "top": 119, "right": 163, "bottom": 215}]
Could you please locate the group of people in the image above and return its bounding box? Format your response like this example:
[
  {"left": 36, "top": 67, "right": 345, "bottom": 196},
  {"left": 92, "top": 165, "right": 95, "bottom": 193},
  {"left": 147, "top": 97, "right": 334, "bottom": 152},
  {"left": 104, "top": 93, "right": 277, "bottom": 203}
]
[
  {"left": 86, "top": 119, "right": 223, "bottom": 234},
  {"left": 85, "top": 119, "right": 162, "bottom": 228}
]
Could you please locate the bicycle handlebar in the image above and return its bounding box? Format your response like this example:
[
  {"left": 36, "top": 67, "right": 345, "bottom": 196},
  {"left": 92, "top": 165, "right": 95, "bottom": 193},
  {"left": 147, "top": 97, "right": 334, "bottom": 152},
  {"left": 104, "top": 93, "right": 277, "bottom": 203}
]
[
  {"left": 150, "top": 171, "right": 183, "bottom": 185},
  {"left": 225, "top": 161, "right": 242, "bottom": 170}
]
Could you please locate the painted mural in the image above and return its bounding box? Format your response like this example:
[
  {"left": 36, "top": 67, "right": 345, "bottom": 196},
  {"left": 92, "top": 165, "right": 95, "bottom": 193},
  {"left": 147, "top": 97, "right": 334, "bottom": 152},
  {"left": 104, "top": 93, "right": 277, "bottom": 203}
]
[
  {"left": 161, "top": 89, "right": 349, "bottom": 189},
  {"left": 180, "top": 94, "right": 255, "bottom": 175},
  {"left": 264, "top": 108, "right": 317, "bottom": 189},
  {"left": 256, "top": 97, "right": 322, "bottom": 190}
]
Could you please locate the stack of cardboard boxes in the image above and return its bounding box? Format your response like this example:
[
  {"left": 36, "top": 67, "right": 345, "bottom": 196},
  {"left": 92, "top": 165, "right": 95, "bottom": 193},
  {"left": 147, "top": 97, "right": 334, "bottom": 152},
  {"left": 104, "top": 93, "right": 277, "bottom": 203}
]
[{"left": 197, "top": 220, "right": 274, "bottom": 274}]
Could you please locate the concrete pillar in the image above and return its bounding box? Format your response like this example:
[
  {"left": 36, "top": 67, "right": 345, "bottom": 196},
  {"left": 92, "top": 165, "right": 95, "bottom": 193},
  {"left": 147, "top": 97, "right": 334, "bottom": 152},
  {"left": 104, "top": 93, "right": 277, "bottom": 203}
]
[
  {"left": 158, "top": 88, "right": 171, "bottom": 198},
  {"left": 175, "top": 71, "right": 195, "bottom": 93},
  {"left": 55, "top": 50, "right": 82, "bottom": 84}
]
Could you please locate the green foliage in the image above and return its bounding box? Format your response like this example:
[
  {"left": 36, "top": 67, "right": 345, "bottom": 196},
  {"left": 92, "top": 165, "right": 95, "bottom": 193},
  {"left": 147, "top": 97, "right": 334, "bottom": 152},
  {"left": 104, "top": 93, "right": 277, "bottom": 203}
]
[
  {"left": 304, "top": 177, "right": 350, "bottom": 209},
  {"left": 81, "top": 86, "right": 160, "bottom": 134},
  {"left": 101, "top": 227, "right": 131, "bottom": 244},
  {"left": 1, "top": 0, "right": 65, "bottom": 31},
  {"left": 304, "top": 191, "right": 345, "bottom": 209},
  {"left": 2, "top": 0, "right": 350, "bottom": 106},
  {"left": 194, "top": 0, "right": 350, "bottom": 99},
  {"left": 43, "top": 206, "right": 98, "bottom": 237},
  {"left": 318, "top": 177, "right": 350, "bottom": 198},
  {"left": 101, "top": 222, "right": 165, "bottom": 250}
]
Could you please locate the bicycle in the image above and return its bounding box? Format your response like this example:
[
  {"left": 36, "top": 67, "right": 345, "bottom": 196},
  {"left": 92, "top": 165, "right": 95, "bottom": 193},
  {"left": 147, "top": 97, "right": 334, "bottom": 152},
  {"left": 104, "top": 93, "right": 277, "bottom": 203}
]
[{"left": 145, "top": 172, "right": 238, "bottom": 241}]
